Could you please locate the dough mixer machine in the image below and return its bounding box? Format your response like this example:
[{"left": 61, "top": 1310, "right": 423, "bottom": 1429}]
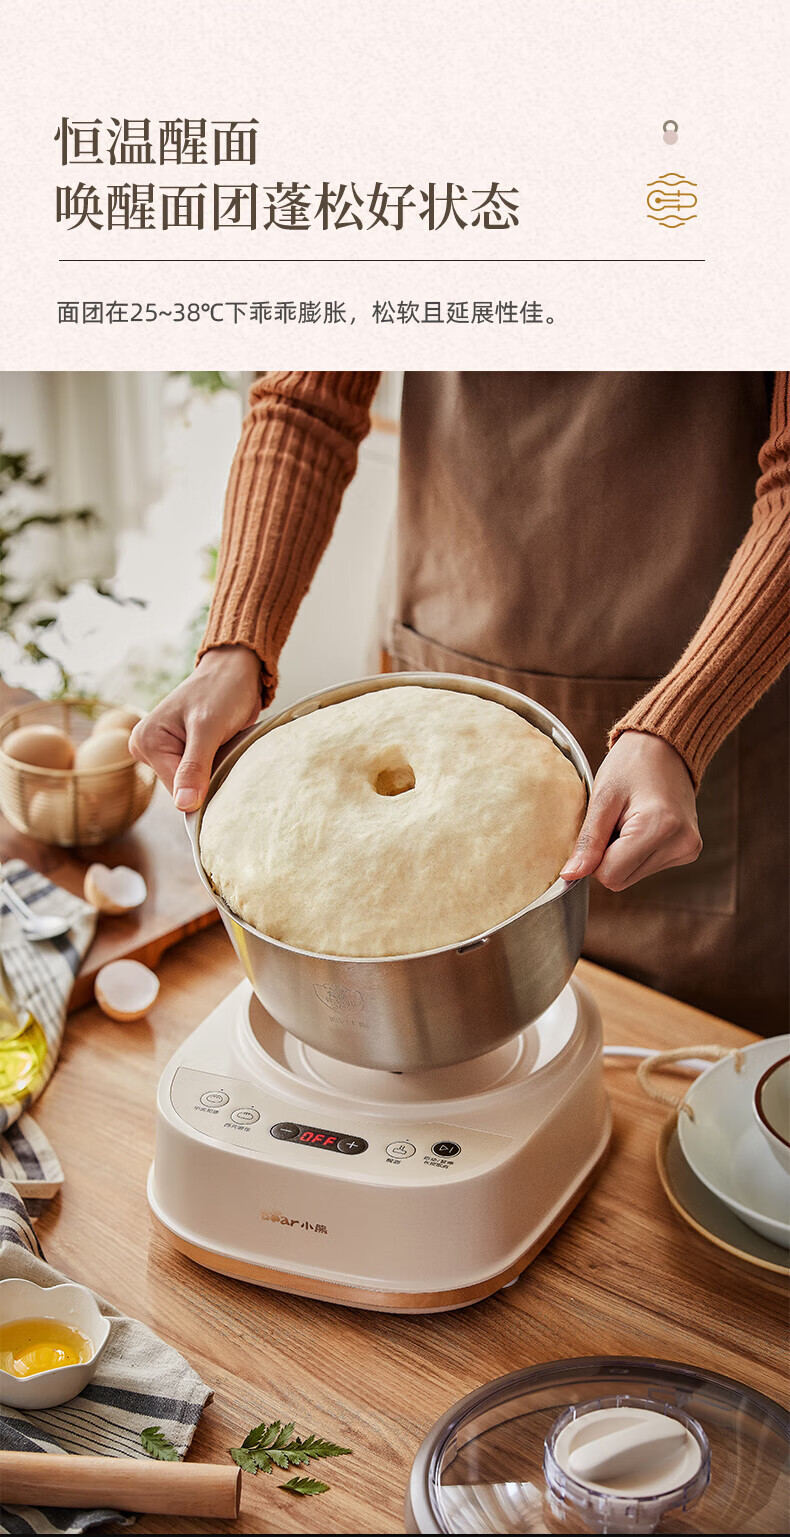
[{"left": 148, "top": 675, "right": 612, "bottom": 1311}]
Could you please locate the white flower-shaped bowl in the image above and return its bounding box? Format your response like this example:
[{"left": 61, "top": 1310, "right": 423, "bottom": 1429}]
[{"left": 0, "top": 1278, "right": 110, "bottom": 1409}]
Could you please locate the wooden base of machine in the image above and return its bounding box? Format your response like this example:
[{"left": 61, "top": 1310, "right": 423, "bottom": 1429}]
[{"left": 150, "top": 1136, "right": 610, "bottom": 1313}]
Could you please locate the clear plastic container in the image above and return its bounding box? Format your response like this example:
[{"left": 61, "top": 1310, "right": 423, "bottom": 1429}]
[{"left": 405, "top": 1357, "right": 789, "bottom": 1534}]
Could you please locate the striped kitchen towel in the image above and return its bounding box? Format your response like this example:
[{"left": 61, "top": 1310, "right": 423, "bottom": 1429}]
[
  {"left": 0, "top": 1181, "right": 213, "bottom": 1535},
  {"left": 0, "top": 862, "right": 97, "bottom": 1135},
  {"left": 0, "top": 1116, "right": 63, "bottom": 1218}
]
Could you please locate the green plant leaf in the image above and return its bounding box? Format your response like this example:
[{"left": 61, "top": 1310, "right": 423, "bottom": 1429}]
[
  {"left": 232, "top": 1444, "right": 289, "bottom": 1475},
  {"left": 140, "top": 1426, "right": 178, "bottom": 1461},
  {"left": 242, "top": 1419, "right": 283, "bottom": 1451},
  {"left": 289, "top": 1434, "right": 352, "bottom": 1461},
  {"left": 231, "top": 1418, "right": 352, "bottom": 1485},
  {"left": 281, "top": 1476, "right": 330, "bottom": 1496},
  {"left": 241, "top": 1421, "right": 268, "bottom": 1449},
  {"left": 230, "top": 1446, "right": 261, "bottom": 1474},
  {"left": 282, "top": 1448, "right": 311, "bottom": 1467}
]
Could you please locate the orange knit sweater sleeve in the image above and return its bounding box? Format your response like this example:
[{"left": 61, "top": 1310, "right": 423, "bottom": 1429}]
[
  {"left": 204, "top": 371, "right": 789, "bottom": 789},
  {"left": 609, "top": 371, "right": 790, "bottom": 787},
  {"left": 199, "top": 370, "right": 381, "bottom": 699}
]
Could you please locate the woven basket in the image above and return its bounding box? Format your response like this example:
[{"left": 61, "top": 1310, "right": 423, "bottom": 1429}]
[{"left": 0, "top": 697, "right": 155, "bottom": 847}]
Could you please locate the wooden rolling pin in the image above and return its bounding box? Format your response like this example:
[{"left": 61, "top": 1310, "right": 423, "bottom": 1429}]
[{"left": 0, "top": 1453, "right": 241, "bottom": 1518}]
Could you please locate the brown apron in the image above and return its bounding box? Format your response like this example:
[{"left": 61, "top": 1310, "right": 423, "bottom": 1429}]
[{"left": 388, "top": 372, "right": 788, "bottom": 1034}]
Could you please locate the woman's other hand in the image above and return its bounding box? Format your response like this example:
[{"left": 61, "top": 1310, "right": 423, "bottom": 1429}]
[
  {"left": 129, "top": 645, "right": 263, "bottom": 811},
  {"left": 560, "top": 730, "right": 702, "bottom": 891}
]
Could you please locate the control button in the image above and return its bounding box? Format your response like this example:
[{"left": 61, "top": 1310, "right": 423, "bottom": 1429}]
[
  {"left": 200, "top": 1090, "right": 229, "bottom": 1108},
  {"left": 230, "top": 1106, "right": 260, "bottom": 1126},
  {"left": 386, "top": 1141, "right": 416, "bottom": 1159},
  {"left": 432, "top": 1140, "right": 461, "bottom": 1158},
  {"left": 270, "top": 1121, "right": 301, "bottom": 1140},
  {"left": 336, "top": 1136, "right": 368, "bottom": 1156}
]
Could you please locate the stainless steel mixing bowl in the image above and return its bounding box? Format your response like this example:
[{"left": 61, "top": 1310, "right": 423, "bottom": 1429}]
[{"left": 185, "top": 673, "right": 593, "bottom": 1071}]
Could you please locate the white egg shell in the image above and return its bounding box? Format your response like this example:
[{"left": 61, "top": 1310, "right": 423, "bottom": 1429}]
[
  {"left": 84, "top": 864, "right": 148, "bottom": 914},
  {"left": 92, "top": 707, "right": 141, "bottom": 738},
  {"left": 75, "top": 730, "right": 134, "bottom": 771},
  {"left": 4, "top": 725, "right": 74, "bottom": 771},
  {"left": 95, "top": 959, "right": 159, "bottom": 1021}
]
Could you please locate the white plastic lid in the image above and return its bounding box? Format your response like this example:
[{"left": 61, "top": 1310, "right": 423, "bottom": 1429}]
[
  {"left": 544, "top": 1397, "right": 710, "bottom": 1531},
  {"left": 554, "top": 1405, "right": 700, "bottom": 1493}
]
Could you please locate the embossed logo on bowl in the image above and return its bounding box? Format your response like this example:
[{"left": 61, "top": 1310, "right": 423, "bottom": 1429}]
[{"left": 313, "top": 983, "right": 365, "bottom": 1012}]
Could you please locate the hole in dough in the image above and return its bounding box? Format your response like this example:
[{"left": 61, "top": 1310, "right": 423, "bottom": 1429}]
[{"left": 375, "top": 763, "right": 416, "bottom": 796}]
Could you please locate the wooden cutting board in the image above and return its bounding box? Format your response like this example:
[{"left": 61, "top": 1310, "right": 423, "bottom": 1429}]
[{"left": 0, "top": 683, "right": 219, "bottom": 1009}]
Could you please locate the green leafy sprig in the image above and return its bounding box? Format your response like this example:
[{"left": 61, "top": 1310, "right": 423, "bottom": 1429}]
[
  {"left": 140, "top": 1425, "right": 178, "bottom": 1461},
  {"left": 230, "top": 1419, "right": 351, "bottom": 1494},
  {"left": 142, "top": 1415, "right": 349, "bottom": 1497}
]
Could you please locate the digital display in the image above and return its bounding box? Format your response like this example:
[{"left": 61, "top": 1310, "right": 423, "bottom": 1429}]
[
  {"left": 270, "top": 1121, "right": 368, "bottom": 1155},
  {"left": 299, "top": 1128, "right": 337, "bottom": 1148}
]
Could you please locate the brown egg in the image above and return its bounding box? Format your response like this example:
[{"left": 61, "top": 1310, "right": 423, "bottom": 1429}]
[
  {"left": 77, "top": 786, "right": 118, "bottom": 841},
  {"left": 3, "top": 725, "right": 74, "bottom": 771},
  {"left": 27, "top": 787, "right": 77, "bottom": 843},
  {"left": 79, "top": 786, "right": 137, "bottom": 841},
  {"left": 92, "top": 707, "right": 141, "bottom": 738},
  {"left": 75, "top": 729, "right": 134, "bottom": 771}
]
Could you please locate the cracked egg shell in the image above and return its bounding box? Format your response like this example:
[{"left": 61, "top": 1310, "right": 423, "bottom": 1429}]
[
  {"left": 95, "top": 959, "right": 159, "bottom": 1021},
  {"left": 84, "top": 864, "right": 147, "bottom": 915}
]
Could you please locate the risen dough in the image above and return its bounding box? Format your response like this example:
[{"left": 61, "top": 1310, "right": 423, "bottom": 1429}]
[{"left": 199, "top": 686, "right": 586, "bottom": 957}]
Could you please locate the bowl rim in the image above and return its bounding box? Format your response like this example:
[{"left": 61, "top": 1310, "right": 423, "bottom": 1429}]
[
  {"left": 0, "top": 1277, "right": 110, "bottom": 1380},
  {"left": 186, "top": 670, "right": 594, "bottom": 965},
  {"left": 755, "top": 1053, "right": 790, "bottom": 1150},
  {"left": 0, "top": 695, "right": 148, "bottom": 779}
]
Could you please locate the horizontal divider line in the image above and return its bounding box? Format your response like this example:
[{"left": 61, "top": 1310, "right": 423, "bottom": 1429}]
[{"left": 58, "top": 256, "right": 706, "bottom": 264}]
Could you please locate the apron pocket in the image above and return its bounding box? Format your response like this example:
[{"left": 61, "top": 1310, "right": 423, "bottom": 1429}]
[{"left": 390, "top": 621, "right": 738, "bottom": 916}]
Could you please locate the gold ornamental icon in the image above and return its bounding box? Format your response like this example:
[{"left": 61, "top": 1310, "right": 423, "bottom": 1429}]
[{"left": 646, "top": 172, "right": 698, "bottom": 227}]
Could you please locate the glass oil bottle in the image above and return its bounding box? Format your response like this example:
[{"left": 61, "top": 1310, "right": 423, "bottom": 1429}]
[{"left": 0, "top": 951, "right": 47, "bottom": 1105}]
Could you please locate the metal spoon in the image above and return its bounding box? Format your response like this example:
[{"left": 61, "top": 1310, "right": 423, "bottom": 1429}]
[{"left": 0, "top": 877, "right": 73, "bottom": 942}]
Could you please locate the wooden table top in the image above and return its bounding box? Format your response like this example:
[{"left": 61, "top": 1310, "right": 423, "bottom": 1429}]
[{"left": 33, "top": 929, "right": 787, "bottom": 1535}]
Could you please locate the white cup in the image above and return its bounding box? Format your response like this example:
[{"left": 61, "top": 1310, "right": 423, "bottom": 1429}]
[{"left": 754, "top": 1054, "right": 790, "bottom": 1177}]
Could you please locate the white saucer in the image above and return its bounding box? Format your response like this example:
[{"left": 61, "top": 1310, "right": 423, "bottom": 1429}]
[
  {"left": 678, "top": 1037, "right": 790, "bottom": 1247},
  {"left": 657, "top": 1120, "right": 790, "bottom": 1276}
]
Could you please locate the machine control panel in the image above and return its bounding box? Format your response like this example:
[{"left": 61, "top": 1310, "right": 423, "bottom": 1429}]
[
  {"left": 270, "top": 1122, "right": 368, "bottom": 1155},
  {"left": 169, "top": 1067, "right": 510, "bottom": 1181}
]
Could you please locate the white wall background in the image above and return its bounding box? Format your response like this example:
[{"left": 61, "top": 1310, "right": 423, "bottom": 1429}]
[{"left": 0, "top": 373, "right": 400, "bottom": 709}]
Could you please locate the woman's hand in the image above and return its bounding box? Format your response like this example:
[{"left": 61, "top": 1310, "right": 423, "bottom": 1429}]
[
  {"left": 560, "top": 731, "right": 702, "bottom": 891},
  {"left": 129, "top": 645, "right": 263, "bottom": 811}
]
